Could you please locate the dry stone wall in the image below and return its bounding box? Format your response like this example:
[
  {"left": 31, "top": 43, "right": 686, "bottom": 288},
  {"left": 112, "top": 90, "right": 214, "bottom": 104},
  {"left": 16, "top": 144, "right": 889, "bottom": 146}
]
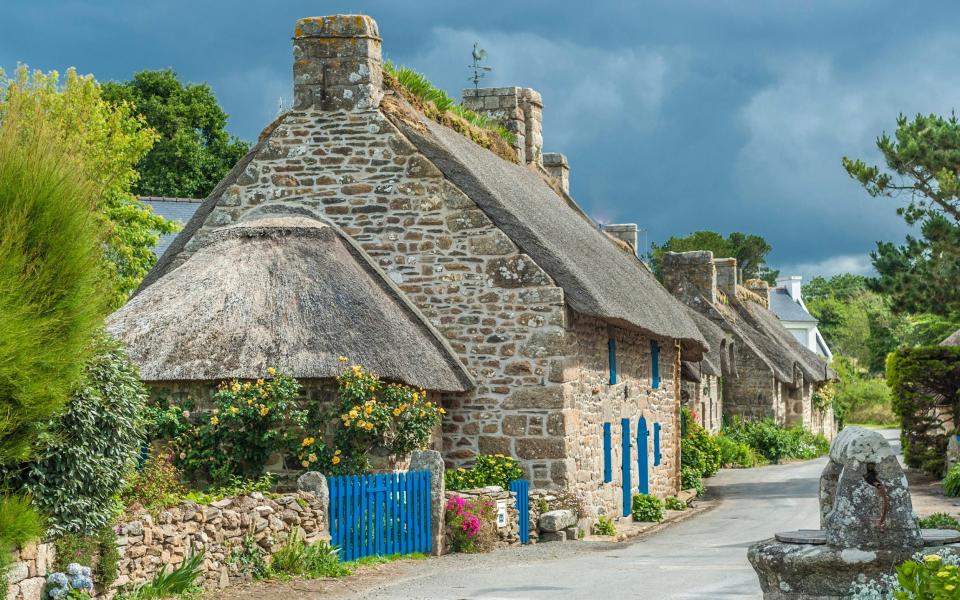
[
  {"left": 4, "top": 490, "right": 327, "bottom": 600},
  {"left": 562, "top": 312, "right": 680, "bottom": 518}
]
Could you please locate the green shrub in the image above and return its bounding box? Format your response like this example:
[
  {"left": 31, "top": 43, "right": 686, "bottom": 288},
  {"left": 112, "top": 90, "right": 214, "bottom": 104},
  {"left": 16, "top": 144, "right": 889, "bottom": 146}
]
[
  {"left": 227, "top": 535, "right": 269, "bottom": 580},
  {"left": 716, "top": 434, "right": 763, "bottom": 468},
  {"left": 887, "top": 346, "right": 960, "bottom": 476},
  {"left": 121, "top": 452, "right": 186, "bottom": 516},
  {"left": 445, "top": 454, "right": 524, "bottom": 491},
  {"left": 631, "top": 494, "right": 664, "bottom": 522},
  {"left": 895, "top": 554, "right": 960, "bottom": 599},
  {"left": 117, "top": 550, "right": 204, "bottom": 600},
  {"left": 8, "top": 332, "right": 147, "bottom": 535},
  {"left": 943, "top": 464, "right": 960, "bottom": 497},
  {"left": 52, "top": 525, "right": 120, "bottom": 588},
  {"left": 664, "top": 496, "right": 687, "bottom": 511},
  {"left": 681, "top": 466, "right": 705, "bottom": 497},
  {"left": 0, "top": 495, "right": 44, "bottom": 587},
  {"left": 593, "top": 515, "right": 616, "bottom": 536},
  {"left": 722, "top": 419, "right": 829, "bottom": 464},
  {"left": 268, "top": 530, "right": 350, "bottom": 579},
  {"left": 919, "top": 513, "right": 960, "bottom": 530},
  {"left": 681, "top": 426, "right": 722, "bottom": 478}
]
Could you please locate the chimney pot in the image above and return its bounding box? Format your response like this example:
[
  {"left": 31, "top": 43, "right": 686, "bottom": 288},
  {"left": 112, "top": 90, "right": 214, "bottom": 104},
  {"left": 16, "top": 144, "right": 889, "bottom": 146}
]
[
  {"left": 602, "top": 223, "right": 638, "bottom": 255},
  {"left": 714, "top": 258, "right": 738, "bottom": 299},
  {"left": 293, "top": 15, "right": 383, "bottom": 112}
]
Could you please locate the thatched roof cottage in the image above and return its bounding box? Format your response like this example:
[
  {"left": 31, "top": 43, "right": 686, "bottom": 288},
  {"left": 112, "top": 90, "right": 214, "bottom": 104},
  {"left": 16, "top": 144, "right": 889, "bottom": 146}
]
[
  {"left": 115, "top": 14, "right": 710, "bottom": 518},
  {"left": 663, "top": 251, "right": 836, "bottom": 438}
]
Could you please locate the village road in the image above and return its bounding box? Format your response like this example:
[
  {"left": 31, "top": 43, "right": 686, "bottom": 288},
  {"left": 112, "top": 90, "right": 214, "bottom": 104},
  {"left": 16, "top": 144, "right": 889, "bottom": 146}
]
[{"left": 331, "top": 433, "right": 907, "bottom": 600}]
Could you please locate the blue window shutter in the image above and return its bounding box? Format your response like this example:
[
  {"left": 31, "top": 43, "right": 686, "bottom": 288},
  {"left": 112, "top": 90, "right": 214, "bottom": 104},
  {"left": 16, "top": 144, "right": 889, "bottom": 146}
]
[
  {"left": 651, "top": 340, "right": 660, "bottom": 389},
  {"left": 603, "top": 422, "right": 612, "bottom": 483},
  {"left": 608, "top": 338, "right": 617, "bottom": 385},
  {"left": 653, "top": 422, "right": 662, "bottom": 466}
]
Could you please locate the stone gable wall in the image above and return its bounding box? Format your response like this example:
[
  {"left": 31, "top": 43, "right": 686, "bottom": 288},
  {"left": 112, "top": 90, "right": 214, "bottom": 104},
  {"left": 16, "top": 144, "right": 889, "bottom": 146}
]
[
  {"left": 162, "top": 107, "right": 572, "bottom": 486},
  {"left": 561, "top": 312, "right": 680, "bottom": 518},
  {"left": 723, "top": 350, "right": 781, "bottom": 423}
]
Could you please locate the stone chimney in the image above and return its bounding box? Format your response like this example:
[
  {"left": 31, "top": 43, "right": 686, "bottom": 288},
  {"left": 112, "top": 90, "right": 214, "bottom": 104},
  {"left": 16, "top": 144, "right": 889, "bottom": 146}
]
[
  {"left": 602, "top": 224, "right": 638, "bottom": 255},
  {"left": 462, "top": 87, "right": 543, "bottom": 166},
  {"left": 744, "top": 279, "right": 771, "bottom": 307},
  {"left": 714, "top": 257, "right": 738, "bottom": 299},
  {"left": 662, "top": 251, "right": 717, "bottom": 305},
  {"left": 293, "top": 15, "right": 383, "bottom": 112},
  {"left": 777, "top": 275, "right": 803, "bottom": 302},
  {"left": 543, "top": 153, "right": 569, "bottom": 193}
]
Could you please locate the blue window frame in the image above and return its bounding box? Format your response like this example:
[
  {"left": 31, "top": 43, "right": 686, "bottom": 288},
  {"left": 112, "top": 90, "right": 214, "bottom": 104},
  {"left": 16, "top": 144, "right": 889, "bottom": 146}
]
[
  {"left": 608, "top": 338, "right": 617, "bottom": 385},
  {"left": 603, "top": 422, "right": 612, "bottom": 483},
  {"left": 653, "top": 422, "right": 662, "bottom": 466},
  {"left": 651, "top": 340, "right": 660, "bottom": 389}
]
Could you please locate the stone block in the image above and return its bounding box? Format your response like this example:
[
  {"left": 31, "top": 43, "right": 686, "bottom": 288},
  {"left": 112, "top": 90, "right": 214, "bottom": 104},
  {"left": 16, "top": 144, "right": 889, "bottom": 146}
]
[
  {"left": 485, "top": 256, "right": 551, "bottom": 288},
  {"left": 539, "top": 509, "right": 576, "bottom": 532},
  {"left": 538, "top": 530, "right": 567, "bottom": 543},
  {"left": 516, "top": 437, "right": 565, "bottom": 460},
  {"left": 501, "top": 386, "right": 564, "bottom": 410},
  {"left": 6, "top": 562, "right": 28, "bottom": 585},
  {"left": 18, "top": 577, "right": 44, "bottom": 600},
  {"left": 478, "top": 436, "right": 512, "bottom": 456}
]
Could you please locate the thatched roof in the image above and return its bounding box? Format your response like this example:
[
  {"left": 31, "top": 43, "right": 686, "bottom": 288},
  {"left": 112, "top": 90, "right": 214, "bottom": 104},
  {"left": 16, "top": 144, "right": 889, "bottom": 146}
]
[
  {"left": 942, "top": 329, "right": 960, "bottom": 346},
  {"left": 108, "top": 212, "right": 474, "bottom": 392},
  {"left": 392, "top": 113, "right": 707, "bottom": 359},
  {"left": 684, "top": 308, "right": 734, "bottom": 378}
]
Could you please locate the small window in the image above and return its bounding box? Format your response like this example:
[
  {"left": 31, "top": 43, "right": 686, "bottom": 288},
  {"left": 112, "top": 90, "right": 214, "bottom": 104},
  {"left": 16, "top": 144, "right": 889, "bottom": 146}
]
[
  {"left": 603, "top": 422, "right": 612, "bottom": 483},
  {"left": 653, "top": 422, "right": 662, "bottom": 466},
  {"left": 651, "top": 340, "right": 660, "bottom": 389},
  {"left": 608, "top": 338, "right": 617, "bottom": 385}
]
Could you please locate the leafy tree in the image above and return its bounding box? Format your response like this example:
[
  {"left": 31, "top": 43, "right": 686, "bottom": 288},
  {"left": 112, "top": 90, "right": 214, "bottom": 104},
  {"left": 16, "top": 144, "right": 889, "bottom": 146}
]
[
  {"left": 101, "top": 69, "right": 250, "bottom": 199},
  {"left": 843, "top": 113, "right": 960, "bottom": 317},
  {"left": 651, "top": 230, "right": 779, "bottom": 283},
  {"left": 0, "top": 66, "right": 177, "bottom": 307}
]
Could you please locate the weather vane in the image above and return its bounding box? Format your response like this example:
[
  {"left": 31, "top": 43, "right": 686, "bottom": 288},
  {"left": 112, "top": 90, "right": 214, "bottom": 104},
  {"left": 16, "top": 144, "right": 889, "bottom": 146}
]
[{"left": 468, "top": 42, "right": 492, "bottom": 89}]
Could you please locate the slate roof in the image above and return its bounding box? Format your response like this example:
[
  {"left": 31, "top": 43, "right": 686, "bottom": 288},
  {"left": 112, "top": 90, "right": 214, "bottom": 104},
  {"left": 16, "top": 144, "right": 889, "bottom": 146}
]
[
  {"left": 770, "top": 287, "right": 817, "bottom": 323},
  {"left": 108, "top": 209, "right": 474, "bottom": 391},
  {"left": 395, "top": 113, "right": 707, "bottom": 357},
  {"left": 140, "top": 197, "right": 202, "bottom": 257}
]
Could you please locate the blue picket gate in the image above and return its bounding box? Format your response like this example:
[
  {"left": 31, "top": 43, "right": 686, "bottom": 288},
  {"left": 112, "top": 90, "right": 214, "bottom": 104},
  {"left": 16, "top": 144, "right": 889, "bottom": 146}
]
[
  {"left": 327, "top": 470, "right": 432, "bottom": 561},
  {"left": 509, "top": 479, "right": 530, "bottom": 544}
]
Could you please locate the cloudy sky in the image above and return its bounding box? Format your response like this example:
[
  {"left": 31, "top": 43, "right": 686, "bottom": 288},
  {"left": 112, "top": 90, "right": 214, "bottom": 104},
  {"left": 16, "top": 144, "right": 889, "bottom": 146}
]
[{"left": 4, "top": 1, "right": 957, "bottom": 278}]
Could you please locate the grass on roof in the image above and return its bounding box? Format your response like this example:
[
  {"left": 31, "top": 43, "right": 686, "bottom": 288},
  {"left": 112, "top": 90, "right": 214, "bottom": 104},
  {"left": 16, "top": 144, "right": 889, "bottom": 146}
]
[{"left": 383, "top": 61, "right": 517, "bottom": 155}]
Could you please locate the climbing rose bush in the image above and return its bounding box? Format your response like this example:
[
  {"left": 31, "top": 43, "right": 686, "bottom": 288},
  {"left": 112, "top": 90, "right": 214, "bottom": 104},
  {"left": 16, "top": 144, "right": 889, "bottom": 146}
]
[{"left": 445, "top": 495, "right": 496, "bottom": 553}]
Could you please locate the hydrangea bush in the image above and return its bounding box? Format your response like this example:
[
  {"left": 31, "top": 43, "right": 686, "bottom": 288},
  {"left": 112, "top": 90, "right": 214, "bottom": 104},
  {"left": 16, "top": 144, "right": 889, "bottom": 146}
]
[{"left": 45, "top": 563, "right": 93, "bottom": 599}]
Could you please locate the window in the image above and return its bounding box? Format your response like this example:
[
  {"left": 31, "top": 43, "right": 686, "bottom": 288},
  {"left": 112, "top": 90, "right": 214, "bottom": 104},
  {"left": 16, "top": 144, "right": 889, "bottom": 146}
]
[
  {"left": 608, "top": 338, "right": 617, "bottom": 385},
  {"left": 603, "top": 422, "right": 612, "bottom": 482},
  {"left": 651, "top": 340, "right": 660, "bottom": 389},
  {"left": 653, "top": 422, "right": 662, "bottom": 466}
]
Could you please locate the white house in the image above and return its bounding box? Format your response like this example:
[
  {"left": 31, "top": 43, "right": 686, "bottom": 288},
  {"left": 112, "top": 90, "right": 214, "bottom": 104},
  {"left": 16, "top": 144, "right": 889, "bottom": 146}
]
[{"left": 770, "top": 276, "right": 833, "bottom": 361}]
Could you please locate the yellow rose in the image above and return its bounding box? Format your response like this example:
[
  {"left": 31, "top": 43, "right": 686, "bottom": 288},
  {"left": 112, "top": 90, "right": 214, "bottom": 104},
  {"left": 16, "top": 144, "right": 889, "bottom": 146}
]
[
  {"left": 209, "top": 416, "right": 219, "bottom": 425},
  {"left": 259, "top": 406, "right": 270, "bottom": 417},
  {"left": 308, "top": 453, "right": 317, "bottom": 462},
  {"left": 231, "top": 383, "right": 241, "bottom": 393},
  {"left": 247, "top": 399, "right": 253, "bottom": 406},
  {"left": 364, "top": 405, "right": 373, "bottom": 416},
  {"left": 243, "top": 382, "right": 251, "bottom": 391},
  {"left": 301, "top": 460, "right": 310, "bottom": 468},
  {"left": 332, "top": 455, "right": 341, "bottom": 464},
  {"left": 256, "top": 379, "right": 265, "bottom": 386},
  {"left": 335, "top": 449, "right": 341, "bottom": 455},
  {"left": 302, "top": 437, "right": 315, "bottom": 447},
  {"left": 267, "top": 367, "right": 276, "bottom": 376},
  {"left": 229, "top": 407, "right": 239, "bottom": 415},
  {"left": 439, "top": 408, "right": 446, "bottom": 415},
  {"left": 393, "top": 408, "right": 401, "bottom": 417},
  {"left": 338, "top": 356, "right": 348, "bottom": 363}
]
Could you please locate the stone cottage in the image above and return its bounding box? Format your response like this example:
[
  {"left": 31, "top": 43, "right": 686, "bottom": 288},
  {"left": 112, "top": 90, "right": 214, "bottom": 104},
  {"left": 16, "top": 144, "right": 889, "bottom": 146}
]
[
  {"left": 120, "top": 14, "right": 709, "bottom": 519},
  {"left": 680, "top": 308, "right": 735, "bottom": 433},
  {"left": 107, "top": 211, "right": 475, "bottom": 440},
  {"left": 663, "top": 251, "right": 836, "bottom": 438}
]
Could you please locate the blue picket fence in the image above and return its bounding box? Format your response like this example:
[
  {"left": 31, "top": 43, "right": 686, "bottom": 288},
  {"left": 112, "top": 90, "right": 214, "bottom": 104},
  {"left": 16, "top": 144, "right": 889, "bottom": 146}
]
[
  {"left": 509, "top": 479, "right": 530, "bottom": 544},
  {"left": 327, "top": 470, "right": 432, "bottom": 561}
]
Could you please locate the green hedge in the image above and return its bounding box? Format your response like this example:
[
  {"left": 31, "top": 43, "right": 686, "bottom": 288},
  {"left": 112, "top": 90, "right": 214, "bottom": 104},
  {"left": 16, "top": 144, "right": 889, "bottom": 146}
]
[{"left": 887, "top": 346, "right": 960, "bottom": 476}]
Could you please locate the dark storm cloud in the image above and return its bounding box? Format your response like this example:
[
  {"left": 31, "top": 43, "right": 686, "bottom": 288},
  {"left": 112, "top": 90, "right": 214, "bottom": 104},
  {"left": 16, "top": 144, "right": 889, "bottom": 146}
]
[{"left": 4, "top": 0, "right": 958, "bottom": 278}]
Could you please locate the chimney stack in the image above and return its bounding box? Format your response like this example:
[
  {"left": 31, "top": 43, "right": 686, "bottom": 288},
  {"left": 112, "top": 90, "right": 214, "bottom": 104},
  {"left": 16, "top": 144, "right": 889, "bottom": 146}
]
[
  {"left": 543, "top": 152, "right": 569, "bottom": 193},
  {"left": 714, "top": 258, "right": 738, "bottom": 299},
  {"left": 777, "top": 275, "right": 803, "bottom": 302},
  {"left": 602, "top": 223, "right": 638, "bottom": 255},
  {"left": 462, "top": 87, "right": 543, "bottom": 166},
  {"left": 744, "top": 279, "right": 771, "bottom": 307},
  {"left": 293, "top": 15, "right": 383, "bottom": 111},
  {"left": 662, "top": 251, "right": 717, "bottom": 306}
]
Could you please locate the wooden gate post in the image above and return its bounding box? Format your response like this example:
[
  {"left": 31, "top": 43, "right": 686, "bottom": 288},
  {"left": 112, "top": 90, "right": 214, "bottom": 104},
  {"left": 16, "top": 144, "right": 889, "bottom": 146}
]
[{"left": 410, "top": 450, "right": 445, "bottom": 555}]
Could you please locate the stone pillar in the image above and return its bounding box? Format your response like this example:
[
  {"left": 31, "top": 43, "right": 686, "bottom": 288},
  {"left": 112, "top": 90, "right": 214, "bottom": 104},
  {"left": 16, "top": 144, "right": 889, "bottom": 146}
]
[
  {"left": 602, "top": 224, "right": 638, "bottom": 255},
  {"left": 292, "top": 14, "right": 383, "bottom": 111},
  {"left": 296, "top": 471, "right": 330, "bottom": 540},
  {"left": 713, "top": 257, "right": 738, "bottom": 299},
  {"left": 462, "top": 87, "right": 544, "bottom": 166},
  {"left": 662, "top": 251, "right": 717, "bottom": 305},
  {"left": 410, "top": 450, "right": 445, "bottom": 556},
  {"left": 543, "top": 152, "right": 569, "bottom": 194}
]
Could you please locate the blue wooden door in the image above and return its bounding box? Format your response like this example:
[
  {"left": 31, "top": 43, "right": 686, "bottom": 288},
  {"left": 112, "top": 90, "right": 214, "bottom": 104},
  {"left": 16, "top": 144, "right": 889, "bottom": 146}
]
[
  {"left": 328, "top": 470, "right": 432, "bottom": 561},
  {"left": 510, "top": 479, "right": 530, "bottom": 544},
  {"left": 621, "top": 418, "right": 631, "bottom": 516},
  {"left": 638, "top": 416, "right": 649, "bottom": 495}
]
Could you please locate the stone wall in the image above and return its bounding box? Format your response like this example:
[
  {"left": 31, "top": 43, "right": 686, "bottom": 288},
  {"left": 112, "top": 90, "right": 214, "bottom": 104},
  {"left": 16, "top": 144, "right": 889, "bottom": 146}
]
[
  {"left": 683, "top": 374, "right": 722, "bottom": 434},
  {"left": 5, "top": 490, "right": 328, "bottom": 600},
  {"left": 723, "top": 350, "right": 781, "bottom": 423},
  {"left": 561, "top": 312, "right": 680, "bottom": 518},
  {"left": 443, "top": 486, "right": 520, "bottom": 551}
]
